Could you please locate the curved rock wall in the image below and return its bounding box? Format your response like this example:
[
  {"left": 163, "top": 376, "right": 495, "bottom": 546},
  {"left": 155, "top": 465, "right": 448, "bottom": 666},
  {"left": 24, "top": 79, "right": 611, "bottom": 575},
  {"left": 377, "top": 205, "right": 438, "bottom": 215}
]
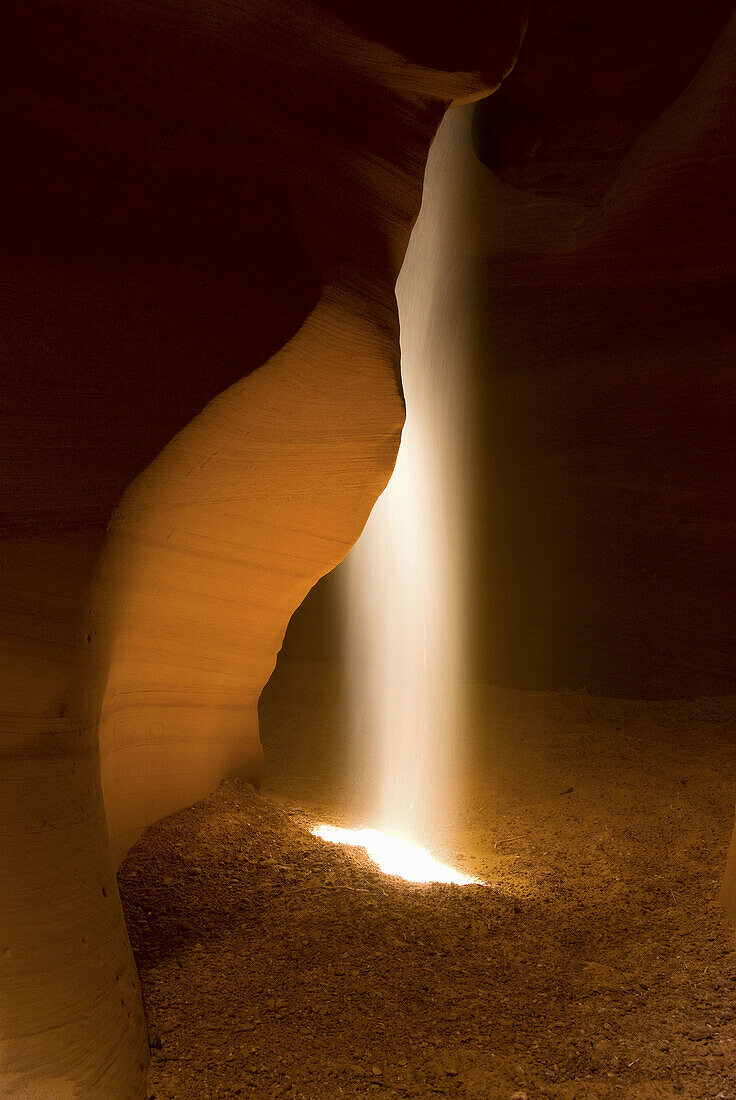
[
  {"left": 0, "top": 1, "right": 527, "bottom": 1095},
  {"left": 465, "top": 1, "right": 736, "bottom": 697},
  {"left": 282, "top": 0, "right": 736, "bottom": 700},
  {"left": 275, "top": 0, "right": 736, "bottom": 918}
]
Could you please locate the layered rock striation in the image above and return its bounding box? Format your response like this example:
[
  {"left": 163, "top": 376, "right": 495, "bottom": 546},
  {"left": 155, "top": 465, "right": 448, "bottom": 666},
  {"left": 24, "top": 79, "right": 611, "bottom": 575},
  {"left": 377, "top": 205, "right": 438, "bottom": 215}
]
[{"left": 0, "top": 2, "right": 527, "bottom": 1095}]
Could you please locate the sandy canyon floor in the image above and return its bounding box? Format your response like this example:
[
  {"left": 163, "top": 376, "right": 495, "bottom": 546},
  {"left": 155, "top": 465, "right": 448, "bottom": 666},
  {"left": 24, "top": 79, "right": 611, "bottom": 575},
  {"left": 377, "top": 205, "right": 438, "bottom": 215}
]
[{"left": 119, "top": 671, "right": 736, "bottom": 1099}]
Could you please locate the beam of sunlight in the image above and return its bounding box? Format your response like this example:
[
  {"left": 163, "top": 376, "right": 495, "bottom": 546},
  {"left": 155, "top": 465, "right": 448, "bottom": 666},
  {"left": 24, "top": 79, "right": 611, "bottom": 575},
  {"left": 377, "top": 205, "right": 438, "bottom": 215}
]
[
  {"left": 312, "top": 824, "right": 484, "bottom": 886},
  {"left": 341, "top": 110, "right": 474, "bottom": 844}
]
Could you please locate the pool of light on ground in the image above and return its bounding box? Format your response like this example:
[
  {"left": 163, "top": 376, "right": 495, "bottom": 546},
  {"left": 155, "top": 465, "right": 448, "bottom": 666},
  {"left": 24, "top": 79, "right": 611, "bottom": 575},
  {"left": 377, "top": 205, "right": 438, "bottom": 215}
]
[{"left": 312, "top": 823, "right": 484, "bottom": 885}]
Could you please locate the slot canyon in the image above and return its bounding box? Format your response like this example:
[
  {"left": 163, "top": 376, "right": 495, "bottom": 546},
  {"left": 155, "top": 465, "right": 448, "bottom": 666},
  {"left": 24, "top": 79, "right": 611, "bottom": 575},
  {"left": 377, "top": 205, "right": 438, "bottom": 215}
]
[{"left": 3, "top": 1, "right": 736, "bottom": 1098}]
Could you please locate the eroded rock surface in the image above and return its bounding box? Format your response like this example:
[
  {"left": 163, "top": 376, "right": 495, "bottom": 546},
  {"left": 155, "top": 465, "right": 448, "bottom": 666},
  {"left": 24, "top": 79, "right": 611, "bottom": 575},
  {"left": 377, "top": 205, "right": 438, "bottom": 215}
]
[{"left": 0, "top": 1, "right": 527, "bottom": 1094}]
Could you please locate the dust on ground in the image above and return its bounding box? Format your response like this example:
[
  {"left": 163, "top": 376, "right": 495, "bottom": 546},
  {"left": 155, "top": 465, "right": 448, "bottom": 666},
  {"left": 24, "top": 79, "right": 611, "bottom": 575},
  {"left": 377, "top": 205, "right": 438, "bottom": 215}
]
[{"left": 118, "top": 681, "right": 736, "bottom": 1099}]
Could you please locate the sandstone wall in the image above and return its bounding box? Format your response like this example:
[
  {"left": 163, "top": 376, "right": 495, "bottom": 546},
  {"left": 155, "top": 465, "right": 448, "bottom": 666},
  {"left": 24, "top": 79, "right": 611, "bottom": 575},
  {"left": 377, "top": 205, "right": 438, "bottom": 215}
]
[
  {"left": 0, "top": 2, "right": 527, "bottom": 1094},
  {"left": 281, "top": 0, "right": 736, "bottom": 700}
]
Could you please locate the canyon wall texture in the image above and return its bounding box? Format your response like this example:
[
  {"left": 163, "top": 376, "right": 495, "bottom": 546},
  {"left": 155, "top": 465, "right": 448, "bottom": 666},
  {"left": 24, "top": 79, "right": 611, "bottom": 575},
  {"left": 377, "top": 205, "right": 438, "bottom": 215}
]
[
  {"left": 466, "top": 0, "right": 736, "bottom": 700},
  {"left": 0, "top": 2, "right": 528, "bottom": 1095},
  {"left": 4, "top": 0, "right": 736, "bottom": 1092},
  {"left": 282, "top": 0, "right": 736, "bottom": 701},
  {"left": 275, "top": 0, "right": 736, "bottom": 912}
]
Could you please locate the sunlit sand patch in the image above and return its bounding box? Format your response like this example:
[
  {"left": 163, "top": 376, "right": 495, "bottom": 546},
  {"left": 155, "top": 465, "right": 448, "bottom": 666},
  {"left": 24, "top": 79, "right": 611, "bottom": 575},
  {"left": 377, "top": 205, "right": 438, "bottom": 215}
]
[{"left": 312, "top": 824, "right": 484, "bottom": 886}]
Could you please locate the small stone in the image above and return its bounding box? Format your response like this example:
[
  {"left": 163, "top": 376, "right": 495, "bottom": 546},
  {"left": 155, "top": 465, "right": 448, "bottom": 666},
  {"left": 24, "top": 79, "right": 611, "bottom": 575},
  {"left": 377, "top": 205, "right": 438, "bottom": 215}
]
[
  {"left": 511, "top": 1092, "right": 528, "bottom": 1100},
  {"left": 372, "top": 1065, "right": 383, "bottom": 1077}
]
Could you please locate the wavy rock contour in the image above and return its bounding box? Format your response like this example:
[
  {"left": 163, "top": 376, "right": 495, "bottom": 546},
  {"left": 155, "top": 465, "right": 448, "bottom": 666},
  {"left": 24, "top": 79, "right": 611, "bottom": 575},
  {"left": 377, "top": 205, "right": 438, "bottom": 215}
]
[{"left": 0, "top": 2, "right": 527, "bottom": 1095}]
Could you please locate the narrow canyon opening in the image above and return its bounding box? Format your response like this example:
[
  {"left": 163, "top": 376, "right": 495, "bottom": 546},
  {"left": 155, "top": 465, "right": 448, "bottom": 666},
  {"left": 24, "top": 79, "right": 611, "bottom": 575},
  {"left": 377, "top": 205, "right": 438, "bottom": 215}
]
[{"left": 5, "top": 2, "right": 736, "bottom": 1098}]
